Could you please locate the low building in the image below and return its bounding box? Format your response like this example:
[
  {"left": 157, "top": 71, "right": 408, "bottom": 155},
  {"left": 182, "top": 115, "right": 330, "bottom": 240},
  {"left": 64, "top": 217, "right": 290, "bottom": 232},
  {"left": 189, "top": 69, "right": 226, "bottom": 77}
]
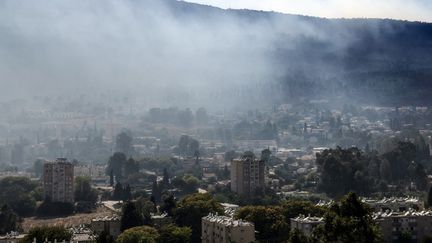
[
  {"left": 374, "top": 210, "right": 432, "bottom": 243},
  {"left": 91, "top": 215, "right": 121, "bottom": 238},
  {"left": 290, "top": 215, "right": 324, "bottom": 237},
  {"left": 202, "top": 214, "right": 255, "bottom": 243},
  {"left": 363, "top": 197, "right": 423, "bottom": 212}
]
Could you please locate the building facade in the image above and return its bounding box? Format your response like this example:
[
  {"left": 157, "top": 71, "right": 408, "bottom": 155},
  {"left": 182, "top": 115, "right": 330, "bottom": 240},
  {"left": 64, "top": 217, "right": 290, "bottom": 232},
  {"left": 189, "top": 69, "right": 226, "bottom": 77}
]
[
  {"left": 362, "top": 197, "right": 423, "bottom": 212},
  {"left": 374, "top": 211, "right": 432, "bottom": 243},
  {"left": 230, "top": 157, "right": 265, "bottom": 195},
  {"left": 290, "top": 215, "right": 324, "bottom": 237},
  {"left": 43, "top": 158, "right": 74, "bottom": 203},
  {"left": 202, "top": 214, "right": 255, "bottom": 243},
  {"left": 91, "top": 216, "right": 121, "bottom": 238}
]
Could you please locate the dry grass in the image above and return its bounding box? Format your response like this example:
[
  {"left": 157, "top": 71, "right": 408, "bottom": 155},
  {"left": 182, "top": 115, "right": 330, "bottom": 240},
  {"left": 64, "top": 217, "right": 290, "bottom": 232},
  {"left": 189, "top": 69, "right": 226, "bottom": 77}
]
[{"left": 22, "top": 206, "right": 116, "bottom": 233}]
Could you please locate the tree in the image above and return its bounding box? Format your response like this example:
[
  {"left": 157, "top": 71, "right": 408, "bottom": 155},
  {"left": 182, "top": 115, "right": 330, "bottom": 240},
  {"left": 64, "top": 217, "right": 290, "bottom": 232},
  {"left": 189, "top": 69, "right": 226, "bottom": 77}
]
[
  {"left": 35, "top": 201, "right": 74, "bottom": 217},
  {"left": 224, "top": 150, "right": 237, "bottom": 162},
  {"left": 74, "top": 176, "right": 98, "bottom": 203},
  {"left": 116, "top": 131, "right": 134, "bottom": 156},
  {"left": 161, "top": 168, "right": 170, "bottom": 190},
  {"left": 22, "top": 226, "right": 72, "bottom": 243},
  {"left": 0, "top": 205, "right": 21, "bottom": 235},
  {"left": 109, "top": 169, "right": 114, "bottom": 187},
  {"left": 0, "top": 177, "right": 39, "bottom": 216},
  {"left": 235, "top": 205, "right": 289, "bottom": 242},
  {"left": 151, "top": 179, "right": 161, "bottom": 203},
  {"left": 281, "top": 200, "right": 326, "bottom": 226},
  {"left": 174, "top": 193, "right": 223, "bottom": 242},
  {"left": 176, "top": 135, "right": 200, "bottom": 157},
  {"left": 160, "top": 194, "right": 176, "bottom": 216},
  {"left": 121, "top": 201, "right": 145, "bottom": 231},
  {"left": 124, "top": 158, "right": 139, "bottom": 177},
  {"left": 313, "top": 192, "right": 380, "bottom": 243},
  {"left": 195, "top": 107, "right": 208, "bottom": 125},
  {"left": 33, "top": 159, "right": 44, "bottom": 178},
  {"left": 95, "top": 230, "right": 114, "bottom": 243},
  {"left": 427, "top": 186, "right": 432, "bottom": 208},
  {"left": 107, "top": 152, "right": 127, "bottom": 182},
  {"left": 177, "top": 108, "right": 193, "bottom": 127},
  {"left": 288, "top": 228, "right": 310, "bottom": 243},
  {"left": 158, "top": 224, "right": 192, "bottom": 243},
  {"left": 113, "top": 182, "right": 125, "bottom": 200},
  {"left": 117, "top": 226, "right": 159, "bottom": 243},
  {"left": 261, "top": 148, "right": 271, "bottom": 163}
]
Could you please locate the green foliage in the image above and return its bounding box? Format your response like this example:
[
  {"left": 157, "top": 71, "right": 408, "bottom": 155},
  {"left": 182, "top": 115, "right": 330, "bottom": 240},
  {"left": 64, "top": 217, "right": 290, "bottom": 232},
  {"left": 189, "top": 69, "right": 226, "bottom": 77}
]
[
  {"left": 316, "top": 147, "right": 371, "bottom": 197},
  {"left": 74, "top": 176, "right": 98, "bottom": 204},
  {"left": 174, "top": 193, "right": 223, "bottom": 242},
  {"left": 107, "top": 152, "right": 127, "bottom": 182},
  {"left": 0, "top": 204, "right": 21, "bottom": 235},
  {"left": 235, "top": 205, "right": 289, "bottom": 242},
  {"left": 313, "top": 192, "right": 380, "bottom": 243},
  {"left": 0, "top": 177, "right": 39, "bottom": 216},
  {"left": 176, "top": 135, "right": 199, "bottom": 156},
  {"left": 288, "top": 228, "right": 311, "bottom": 243},
  {"left": 21, "top": 226, "right": 72, "bottom": 243},
  {"left": 116, "top": 226, "right": 159, "bottom": 243},
  {"left": 317, "top": 142, "right": 429, "bottom": 197},
  {"left": 95, "top": 230, "right": 114, "bottom": 243},
  {"left": 160, "top": 194, "right": 176, "bottom": 216},
  {"left": 158, "top": 224, "right": 192, "bottom": 243},
  {"left": 121, "top": 201, "right": 146, "bottom": 231},
  {"left": 281, "top": 200, "right": 326, "bottom": 226},
  {"left": 35, "top": 201, "right": 74, "bottom": 217},
  {"left": 171, "top": 175, "right": 199, "bottom": 194},
  {"left": 33, "top": 159, "right": 44, "bottom": 178},
  {"left": 116, "top": 131, "right": 134, "bottom": 157},
  {"left": 428, "top": 186, "right": 432, "bottom": 208}
]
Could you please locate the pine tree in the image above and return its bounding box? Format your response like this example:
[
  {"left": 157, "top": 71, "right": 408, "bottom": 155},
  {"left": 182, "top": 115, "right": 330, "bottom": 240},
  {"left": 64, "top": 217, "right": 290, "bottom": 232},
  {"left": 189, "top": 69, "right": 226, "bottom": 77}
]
[{"left": 120, "top": 201, "right": 143, "bottom": 231}]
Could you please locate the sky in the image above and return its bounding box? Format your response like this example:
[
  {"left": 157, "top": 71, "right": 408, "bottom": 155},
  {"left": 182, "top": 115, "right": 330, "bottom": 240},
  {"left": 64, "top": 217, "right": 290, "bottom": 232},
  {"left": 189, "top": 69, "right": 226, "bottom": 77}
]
[{"left": 184, "top": 0, "right": 432, "bottom": 22}]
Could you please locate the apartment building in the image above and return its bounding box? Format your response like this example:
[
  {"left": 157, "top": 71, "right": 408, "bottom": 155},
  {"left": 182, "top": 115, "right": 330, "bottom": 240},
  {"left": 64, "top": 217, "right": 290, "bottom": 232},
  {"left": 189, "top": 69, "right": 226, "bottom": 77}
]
[
  {"left": 230, "top": 156, "right": 265, "bottom": 196},
  {"left": 202, "top": 214, "right": 255, "bottom": 243},
  {"left": 43, "top": 158, "right": 74, "bottom": 203}
]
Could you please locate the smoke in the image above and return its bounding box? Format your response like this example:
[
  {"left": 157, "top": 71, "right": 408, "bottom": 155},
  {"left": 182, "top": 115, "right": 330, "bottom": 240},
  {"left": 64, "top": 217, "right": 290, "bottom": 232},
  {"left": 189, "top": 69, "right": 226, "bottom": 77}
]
[
  {"left": 0, "top": 0, "right": 292, "bottom": 109},
  {"left": 1, "top": 0, "right": 429, "bottom": 110},
  {"left": 185, "top": 0, "right": 432, "bottom": 23}
]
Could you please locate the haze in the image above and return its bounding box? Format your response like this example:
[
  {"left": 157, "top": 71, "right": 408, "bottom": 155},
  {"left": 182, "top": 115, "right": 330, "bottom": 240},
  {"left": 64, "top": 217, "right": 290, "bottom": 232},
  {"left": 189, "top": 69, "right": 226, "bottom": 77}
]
[{"left": 185, "top": 0, "right": 432, "bottom": 22}]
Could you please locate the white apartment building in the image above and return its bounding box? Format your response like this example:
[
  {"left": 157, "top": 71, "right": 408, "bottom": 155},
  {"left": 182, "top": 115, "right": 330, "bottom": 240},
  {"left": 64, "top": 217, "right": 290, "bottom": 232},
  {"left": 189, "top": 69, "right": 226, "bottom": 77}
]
[{"left": 202, "top": 214, "right": 255, "bottom": 243}]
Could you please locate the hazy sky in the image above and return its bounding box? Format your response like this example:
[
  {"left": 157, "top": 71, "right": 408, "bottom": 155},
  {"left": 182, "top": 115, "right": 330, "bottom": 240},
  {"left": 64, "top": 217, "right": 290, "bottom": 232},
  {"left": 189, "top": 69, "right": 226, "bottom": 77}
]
[{"left": 184, "top": 0, "right": 432, "bottom": 22}]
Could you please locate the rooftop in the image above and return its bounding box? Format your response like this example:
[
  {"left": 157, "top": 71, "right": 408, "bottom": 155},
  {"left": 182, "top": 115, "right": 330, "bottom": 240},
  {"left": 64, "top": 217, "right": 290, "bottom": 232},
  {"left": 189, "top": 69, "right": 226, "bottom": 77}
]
[{"left": 203, "top": 213, "right": 254, "bottom": 227}]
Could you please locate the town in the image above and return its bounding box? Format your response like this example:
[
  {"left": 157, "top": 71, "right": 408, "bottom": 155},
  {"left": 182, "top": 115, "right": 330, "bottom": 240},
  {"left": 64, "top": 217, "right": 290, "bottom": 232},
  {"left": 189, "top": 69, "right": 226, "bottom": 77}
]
[
  {"left": 1, "top": 97, "right": 432, "bottom": 242},
  {"left": 2, "top": 0, "right": 432, "bottom": 242}
]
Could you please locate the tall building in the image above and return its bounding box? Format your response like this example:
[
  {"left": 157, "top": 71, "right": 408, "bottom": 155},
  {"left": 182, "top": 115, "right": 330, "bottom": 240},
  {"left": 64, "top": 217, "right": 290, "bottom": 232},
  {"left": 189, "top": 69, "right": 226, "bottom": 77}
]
[
  {"left": 43, "top": 158, "right": 74, "bottom": 203},
  {"left": 230, "top": 156, "right": 265, "bottom": 195},
  {"left": 202, "top": 214, "right": 255, "bottom": 243}
]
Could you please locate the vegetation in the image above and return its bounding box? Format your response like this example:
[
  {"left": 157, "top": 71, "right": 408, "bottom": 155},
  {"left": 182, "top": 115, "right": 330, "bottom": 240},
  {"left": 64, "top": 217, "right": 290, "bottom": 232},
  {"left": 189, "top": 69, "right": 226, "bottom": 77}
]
[
  {"left": 20, "top": 226, "right": 72, "bottom": 243},
  {"left": 0, "top": 177, "right": 40, "bottom": 216},
  {"left": 314, "top": 192, "right": 380, "bottom": 243},
  {"left": 117, "top": 226, "right": 160, "bottom": 243},
  {"left": 0, "top": 204, "right": 21, "bottom": 235},
  {"left": 174, "top": 193, "right": 224, "bottom": 242}
]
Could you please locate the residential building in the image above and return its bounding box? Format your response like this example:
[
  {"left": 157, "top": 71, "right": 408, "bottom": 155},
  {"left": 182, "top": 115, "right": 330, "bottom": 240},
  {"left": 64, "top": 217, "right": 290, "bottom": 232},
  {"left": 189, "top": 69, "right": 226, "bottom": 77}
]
[
  {"left": 202, "top": 214, "right": 255, "bottom": 243},
  {"left": 230, "top": 157, "right": 265, "bottom": 195},
  {"left": 290, "top": 215, "right": 324, "bottom": 237},
  {"left": 363, "top": 197, "right": 423, "bottom": 212},
  {"left": 43, "top": 158, "right": 74, "bottom": 203},
  {"left": 374, "top": 210, "right": 432, "bottom": 243},
  {"left": 91, "top": 216, "right": 121, "bottom": 238}
]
